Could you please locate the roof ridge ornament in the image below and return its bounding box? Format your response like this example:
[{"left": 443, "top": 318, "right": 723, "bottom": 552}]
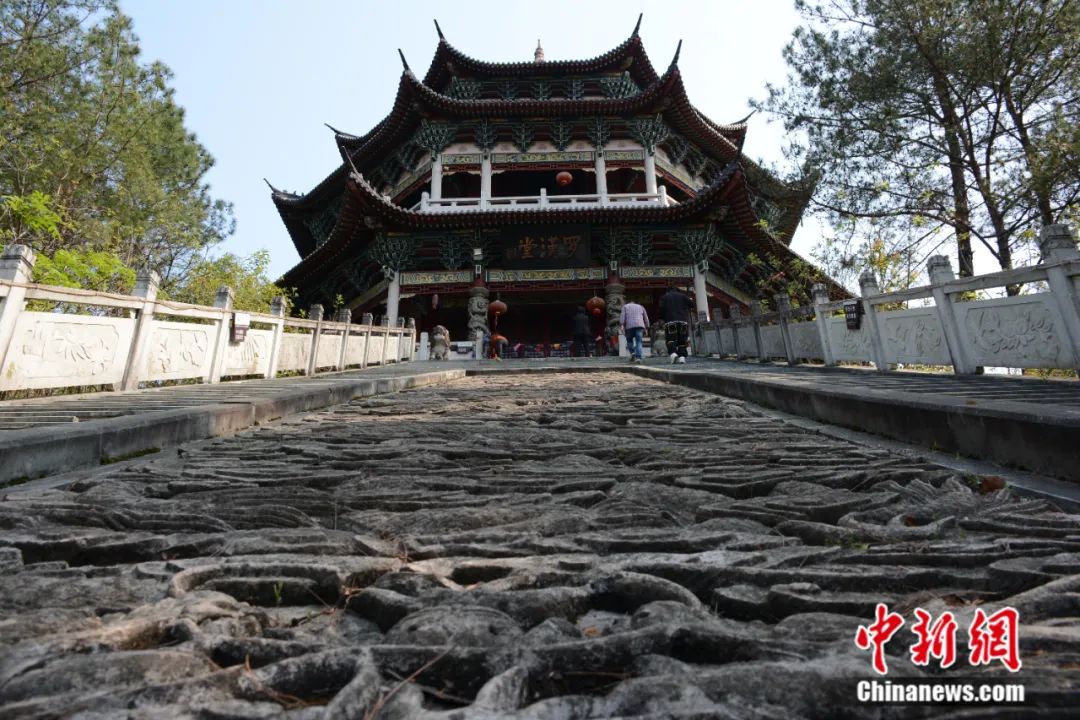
[
  {"left": 433, "top": 18, "right": 445, "bottom": 41},
  {"left": 734, "top": 109, "right": 757, "bottom": 125},
  {"left": 670, "top": 39, "right": 682, "bottom": 68},
  {"left": 324, "top": 122, "right": 359, "bottom": 139},
  {"left": 534, "top": 39, "right": 544, "bottom": 63},
  {"left": 632, "top": 13, "right": 642, "bottom": 37},
  {"left": 398, "top": 49, "right": 411, "bottom": 74}
]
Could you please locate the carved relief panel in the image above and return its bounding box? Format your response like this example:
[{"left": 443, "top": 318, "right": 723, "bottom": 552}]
[
  {"left": 881, "top": 310, "right": 949, "bottom": 365},
  {"left": 145, "top": 320, "right": 214, "bottom": 382},
  {"left": 736, "top": 327, "right": 757, "bottom": 357},
  {"left": 718, "top": 327, "right": 735, "bottom": 356},
  {"left": 760, "top": 325, "right": 786, "bottom": 359},
  {"left": 222, "top": 328, "right": 274, "bottom": 377},
  {"left": 315, "top": 334, "right": 342, "bottom": 370},
  {"left": 367, "top": 335, "right": 385, "bottom": 365},
  {"left": 344, "top": 333, "right": 367, "bottom": 367},
  {"left": 828, "top": 317, "right": 872, "bottom": 362},
  {"left": 1, "top": 313, "right": 134, "bottom": 391},
  {"left": 788, "top": 321, "right": 824, "bottom": 360},
  {"left": 277, "top": 333, "right": 311, "bottom": 373},
  {"left": 958, "top": 296, "right": 1069, "bottom": 368}
]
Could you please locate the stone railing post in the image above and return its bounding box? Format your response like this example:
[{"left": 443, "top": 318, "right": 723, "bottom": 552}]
[
  {"left": 775, "top": 293, "right": 797, "bottom": 366},
  {"left": 120, "top": 270, "right": 160, "bottom": 391},
  {"left": 265, "top": 296, "right": 286, "bottom": 379},
  {"left": 305, "top": 304, "right": 324, "bottom": 376},
  {"left": 335, "top": 308, "right": 352, "bottom": 371},
  {"left": 749, "top": 300, "right": 764, "bottom": 359},
  {"left": 858, "top": 271, "right": 890, "bottom": 371},
  {"left": 208, "top": 286, "right": 234, "bottom": 383},
  {"left": 406, "top": 317, "right": 416, "bottom": 361},
  {"left": 730, "top": 305, "right": 743, "bottom": 359},
  {"left": 381, "top": 315, "right": 393, "bottom": 366},
  {"left": 1038, "top": 224, "right": 1080, "bottom": 367},
  {"left": 361, "top": 312, "right": 374, "bottom": 368},
  {"left": 811, "top": 283, "right": 836, "bottom": 366},
  {"left": 0, "top": 245, "right": 36, "bottom": 376},
  {"left": 926, "top": 257, "right": 975, "bottom": 375}
]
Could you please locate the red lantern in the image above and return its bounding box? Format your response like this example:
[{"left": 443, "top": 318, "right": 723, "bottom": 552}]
[
  {"left": 556, "top": 171, "right": 573, "bottom": 187},
  {"left": 488, "top": 299, "right": 508, "bottom": 316},
  {"left": 586, "top": 295, "right": 605, "bottom": 317}
]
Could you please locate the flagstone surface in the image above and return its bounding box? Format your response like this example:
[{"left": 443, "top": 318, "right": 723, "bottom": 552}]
[{"left": 1, "top": 372, "right": 1077, "bottom": 718}]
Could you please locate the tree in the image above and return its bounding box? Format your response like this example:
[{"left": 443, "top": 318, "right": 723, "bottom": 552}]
[
  {"left": 757, "top": 0, "right": 1080, "bottom": 290},
  {"left": 166, "top": 250, "right": 291, "bottom": 313},
  {"left": 0, "top": 0, "right": 235, "bottom": 292}
]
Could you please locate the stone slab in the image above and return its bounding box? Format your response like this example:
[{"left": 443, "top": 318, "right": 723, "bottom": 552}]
[
  {"left": 0, "top": 369, "right": 464, "bottom": 484},
  {"left": 628, "top": 364, "right": 1080, "bottom": 483}
]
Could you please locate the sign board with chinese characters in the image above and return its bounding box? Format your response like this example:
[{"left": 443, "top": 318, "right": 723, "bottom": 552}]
[
  {"left": 500, "top": 227, "right": 591, "bottom": 269},
  {"left": 844, "top": 300, "right": 864, "bottom": 330}
]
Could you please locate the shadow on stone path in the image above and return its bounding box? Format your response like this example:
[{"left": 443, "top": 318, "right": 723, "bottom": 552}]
[{"left": 0, "top": 372, "right": 1077, "bottom": 718}]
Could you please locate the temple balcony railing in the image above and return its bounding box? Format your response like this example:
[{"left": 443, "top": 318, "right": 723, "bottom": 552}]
[{"left": 412, "top": 186, "right": 675, "bottom": 213}]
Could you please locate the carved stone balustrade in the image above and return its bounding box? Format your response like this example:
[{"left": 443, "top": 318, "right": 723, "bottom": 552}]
[
  {"left": 0, "top": 251, "right": 416, "bottom": 395},
  {"left": 697, "top": 224, "right": 1080, "bottom": 375}
]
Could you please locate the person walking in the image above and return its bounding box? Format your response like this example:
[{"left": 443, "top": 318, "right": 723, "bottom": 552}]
[
  {"left": 659, "top": 285, "right": 694, "bottom": 364},
  {"left": 620, "top": 298, "right": 649, "bottom": 363},
  {"left": 571, "top": 306, "right": 591, "bottom": 358}
]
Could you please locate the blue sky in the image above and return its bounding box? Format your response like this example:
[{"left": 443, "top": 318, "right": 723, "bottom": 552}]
[{"left": 119, "top": 0, "right": 808, "bottom": 280}]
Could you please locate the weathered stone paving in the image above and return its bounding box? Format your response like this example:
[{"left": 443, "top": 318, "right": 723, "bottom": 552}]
[{"left": 1, "top": 371, "right": 1077, "bottom": 718}]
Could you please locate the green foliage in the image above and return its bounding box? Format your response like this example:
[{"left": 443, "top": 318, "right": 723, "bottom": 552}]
[
  {"left": 758, "top": 0, "right": 1080, "bottom": 287},
  {"left": 1, "top": 192, "right": 65, "bottom": 244},
  {"left": 165, "top": 250, "right": 291, "bottom": 312},
  {"left": 33, "top": 247, "right": 136, "bottom": 293},
  {"left": 1, "top": 0, "right": 236, "bottom": 289}
]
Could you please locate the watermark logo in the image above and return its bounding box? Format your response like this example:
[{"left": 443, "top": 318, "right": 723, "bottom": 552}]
[{"left": 855, "top": 604, "right": 1021, "bottom": 675}]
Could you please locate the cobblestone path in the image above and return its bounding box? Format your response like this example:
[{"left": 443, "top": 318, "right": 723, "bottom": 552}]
[{"left": 1, "top": 372, "right": 1077, "bottom": 718}]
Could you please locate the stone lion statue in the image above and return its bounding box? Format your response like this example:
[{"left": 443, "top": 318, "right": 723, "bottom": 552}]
[{"left": 430, "top": 325, "right": 451, "bottom": 361}]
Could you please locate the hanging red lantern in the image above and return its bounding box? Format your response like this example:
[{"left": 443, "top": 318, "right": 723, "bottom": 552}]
[
  {"left": 586, "top": 295, "right": 605, "bottom": 317},
  {"left": 488, "top": 299, "right": 508, "bottom": 316},
  {"left": 556, "top": 170, "right": 573, "bottom": 187}
]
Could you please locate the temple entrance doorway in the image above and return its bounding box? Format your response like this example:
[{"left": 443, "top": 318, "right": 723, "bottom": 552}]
[{"left": 494, "top": 289, "right": 605, "bottom": 356}]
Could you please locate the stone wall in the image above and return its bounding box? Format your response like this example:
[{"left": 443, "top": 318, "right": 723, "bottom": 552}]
[{"left": 0, "top": 246, "right": 416, "bottom": 394}]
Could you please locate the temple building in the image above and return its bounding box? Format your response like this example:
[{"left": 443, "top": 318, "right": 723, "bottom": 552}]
[{"left": 270, "top": 17, "right": 844, "bottom": 351}]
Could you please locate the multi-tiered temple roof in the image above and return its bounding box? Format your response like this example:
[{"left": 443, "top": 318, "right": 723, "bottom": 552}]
[{"left": 270, "top": 17, "right": 844, "bottom": 310}]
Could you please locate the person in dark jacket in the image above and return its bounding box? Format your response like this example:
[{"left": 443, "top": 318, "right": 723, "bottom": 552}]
[
  {"left": 572, "top": 306, "right": 591, "bottom": 357},
  {"left": 659, "top": 286, "right": 694, "bottom": 363}
]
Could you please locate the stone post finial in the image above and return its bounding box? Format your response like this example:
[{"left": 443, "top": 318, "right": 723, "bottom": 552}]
[
  {"left": 858, "top": 270, "right": 880, "bottom": 297},
  {"left": 1038, "top": 224, "right": 1079, "bottom": 263},
  {"left": 362, "top": 312, "right": 374, "bottom": 325},
  {"left": 335, "top": 308, "right": 352, "bottom": 323},
  {"left": 774, "top": 293, "right": 792, "bottom": 314},
  {"left": 407, "top": 317, "right": 416, "bottom": 328},
  {"left": 926, "top": 255, "right": 955, "bottom": 284},
  {"left": 309, "top": 303, "right": 324, "bottom": 322},
  {"left": 380, "top": 315, "right": 389, "bottom": 326},
  {"left": 269, "top": 296, "right": 286, "bottom": 317},
  {"left": 0, "top": 245, "right": 36, "bottom": 282},
  {"left": 214, "top": 286, "right": 234, "bottom": 310},
  {"left": 132, "top": 270, "right": 160, "bottom": 301},
  {"left": 397, "top": 317, "right": 406, "bottom": 327},
  {"left": 811, "top": 283, "right": 829, "bottom": 305}
]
